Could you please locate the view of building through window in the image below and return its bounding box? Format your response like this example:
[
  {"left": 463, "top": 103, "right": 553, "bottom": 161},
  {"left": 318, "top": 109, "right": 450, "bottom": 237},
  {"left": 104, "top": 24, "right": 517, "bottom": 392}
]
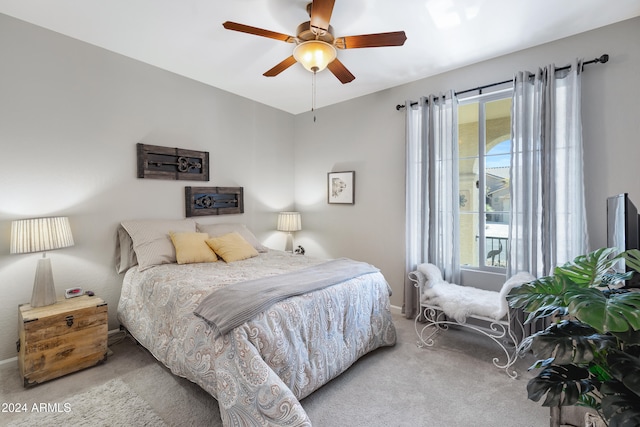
[{"left": 458, "top": 92, "right": 512, "bottom": 270}]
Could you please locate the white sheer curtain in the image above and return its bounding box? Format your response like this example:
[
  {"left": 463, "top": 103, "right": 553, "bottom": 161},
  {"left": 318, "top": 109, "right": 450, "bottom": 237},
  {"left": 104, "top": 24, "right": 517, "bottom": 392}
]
[
  {"left": 508, "top": 59, "right": 589, "bottom": 279},
  {"left": 404, "top": 92, "right": 460, "bottom": 318}
]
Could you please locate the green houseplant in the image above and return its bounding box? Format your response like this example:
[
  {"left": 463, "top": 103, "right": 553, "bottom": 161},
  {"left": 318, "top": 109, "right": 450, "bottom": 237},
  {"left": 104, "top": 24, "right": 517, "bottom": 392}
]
[{"left": 507, "top": 247, "right": 640, "bottom": 426}]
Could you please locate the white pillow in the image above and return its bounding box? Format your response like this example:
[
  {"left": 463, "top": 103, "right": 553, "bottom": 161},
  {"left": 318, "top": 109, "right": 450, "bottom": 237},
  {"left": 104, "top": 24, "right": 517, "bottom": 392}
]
[
  {"left": 497, "top": 271, "right": 536, "bottom": 319},
  {"left": 195, "top": 222, "right": 268, "bottom": 253},
  {"left": 120, "top": 219, "right": 197, "bottom": 270},
  {"left": 115, "top": 225, "right": 138, "bottom": 273},
  {"left": 417, "top": 263, "right": 444, "bottom": 287}
]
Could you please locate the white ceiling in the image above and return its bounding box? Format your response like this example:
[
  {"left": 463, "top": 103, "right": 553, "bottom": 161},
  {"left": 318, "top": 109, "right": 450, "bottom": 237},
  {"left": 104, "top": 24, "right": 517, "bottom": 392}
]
[{"left": 1, "top": 0, "right": 639, "bottom": 115}]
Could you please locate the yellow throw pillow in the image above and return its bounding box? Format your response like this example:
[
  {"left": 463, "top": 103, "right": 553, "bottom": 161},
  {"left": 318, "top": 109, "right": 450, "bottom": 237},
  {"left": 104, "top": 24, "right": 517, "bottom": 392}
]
[
  {"left": 205, "top": 232, "right": 259, "bottom": 263},
  {"left": 169, "top": 232, "right": 217, "bottom": 264}
]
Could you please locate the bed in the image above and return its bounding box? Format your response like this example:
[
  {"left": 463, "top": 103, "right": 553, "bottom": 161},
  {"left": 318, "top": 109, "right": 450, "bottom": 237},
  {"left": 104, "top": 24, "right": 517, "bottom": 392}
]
[{"left": 115, "top": 219, "right": 396, "bottom": 426}]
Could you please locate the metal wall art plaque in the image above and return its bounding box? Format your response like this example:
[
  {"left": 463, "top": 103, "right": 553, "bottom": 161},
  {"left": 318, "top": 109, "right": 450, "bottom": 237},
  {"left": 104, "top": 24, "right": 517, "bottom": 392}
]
[
  {"left": 137, "top": 143, "right": 209, "bottom": 181},
  {"left": 185, "top": 186, "right": 244, "bottom": 217}
]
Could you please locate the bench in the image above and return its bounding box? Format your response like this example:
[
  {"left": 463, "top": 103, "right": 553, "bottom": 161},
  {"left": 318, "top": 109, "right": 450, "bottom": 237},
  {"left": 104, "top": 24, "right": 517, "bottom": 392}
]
[{"left": 409, "top": 263, "right": 535, "bottom": 379}]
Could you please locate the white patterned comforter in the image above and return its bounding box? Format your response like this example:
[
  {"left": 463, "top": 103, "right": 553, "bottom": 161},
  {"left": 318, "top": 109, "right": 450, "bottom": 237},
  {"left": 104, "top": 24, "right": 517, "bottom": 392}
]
[{"left": 116, "top": 250, "right": 396, "bottom": 426}]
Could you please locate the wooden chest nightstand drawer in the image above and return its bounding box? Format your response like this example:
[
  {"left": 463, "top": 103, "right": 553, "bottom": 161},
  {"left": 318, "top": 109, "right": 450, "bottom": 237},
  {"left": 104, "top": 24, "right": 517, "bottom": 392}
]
[{"left": 18, "top": 295, "right": 108, "bottom": 387}]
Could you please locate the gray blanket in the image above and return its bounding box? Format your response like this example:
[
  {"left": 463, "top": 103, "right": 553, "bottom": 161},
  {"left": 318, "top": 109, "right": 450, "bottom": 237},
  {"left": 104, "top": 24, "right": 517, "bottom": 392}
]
[{"left": 193, "top": 258, "right": 382, "bottom": 335}]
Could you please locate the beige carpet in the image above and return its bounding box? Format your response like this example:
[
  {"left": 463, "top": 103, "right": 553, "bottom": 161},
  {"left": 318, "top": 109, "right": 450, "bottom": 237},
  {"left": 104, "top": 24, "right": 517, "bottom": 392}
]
[
  {"left": 6, "top": 378, "right": 166, "bottom": 427},
  {"left": 0, "top": 314, "right": 549, "bottom": 426}
]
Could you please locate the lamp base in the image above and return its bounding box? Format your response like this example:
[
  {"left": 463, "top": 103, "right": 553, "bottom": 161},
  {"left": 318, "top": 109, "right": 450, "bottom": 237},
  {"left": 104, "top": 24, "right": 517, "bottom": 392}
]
[
  {"left": 284, "top": 233, "right": 294, "bottom": 253},
  {"left": 31, "top": 257, "right": 57, "bottom": 307}
]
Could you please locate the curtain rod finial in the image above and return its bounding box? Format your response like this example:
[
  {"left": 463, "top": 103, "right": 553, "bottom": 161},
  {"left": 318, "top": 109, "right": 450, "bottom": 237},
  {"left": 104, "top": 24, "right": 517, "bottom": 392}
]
[{"left": 598, "top": 54, "right": 609, "bottom": 64}]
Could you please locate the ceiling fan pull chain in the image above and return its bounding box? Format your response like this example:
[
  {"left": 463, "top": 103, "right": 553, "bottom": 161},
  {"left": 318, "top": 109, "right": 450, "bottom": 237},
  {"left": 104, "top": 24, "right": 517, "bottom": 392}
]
[{"left": 312, "top": 70, "right": 317, "bottom": 122}]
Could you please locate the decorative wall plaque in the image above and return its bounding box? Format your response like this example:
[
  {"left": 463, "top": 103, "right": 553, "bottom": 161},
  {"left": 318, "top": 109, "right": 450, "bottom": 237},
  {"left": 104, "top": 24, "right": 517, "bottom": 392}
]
[
  {"left": 185, "top": 186, "right": 244, "bottom": 217},
  {"left": 137, "top": 143, "right": 209, "bottom": 181}
]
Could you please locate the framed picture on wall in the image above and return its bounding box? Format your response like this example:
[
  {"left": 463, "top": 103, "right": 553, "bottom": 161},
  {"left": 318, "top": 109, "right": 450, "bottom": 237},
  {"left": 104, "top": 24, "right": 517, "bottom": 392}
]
[{"left": 328, "top": 171, "right": 355, "bottom": 204}]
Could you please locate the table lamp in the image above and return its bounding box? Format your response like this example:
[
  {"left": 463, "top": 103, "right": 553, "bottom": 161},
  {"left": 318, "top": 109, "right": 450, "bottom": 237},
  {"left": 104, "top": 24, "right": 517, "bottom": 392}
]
[
  {"left": 10, "top": 216, "right": 75, "bottom": 307},
  {"left": 277, "top": 212, "right": 301, "bottom": 253}
]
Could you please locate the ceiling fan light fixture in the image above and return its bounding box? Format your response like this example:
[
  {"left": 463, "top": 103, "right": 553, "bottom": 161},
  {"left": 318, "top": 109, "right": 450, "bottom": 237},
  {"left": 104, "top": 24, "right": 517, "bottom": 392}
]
[{"left": 293, "top": 40, "right": 337, "bottom": 73}]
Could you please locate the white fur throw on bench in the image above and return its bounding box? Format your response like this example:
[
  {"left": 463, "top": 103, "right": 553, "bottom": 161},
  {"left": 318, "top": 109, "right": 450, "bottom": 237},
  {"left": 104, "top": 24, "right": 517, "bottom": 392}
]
[{"left": 414, "top": 263, "right": 535, "bottom": 323}]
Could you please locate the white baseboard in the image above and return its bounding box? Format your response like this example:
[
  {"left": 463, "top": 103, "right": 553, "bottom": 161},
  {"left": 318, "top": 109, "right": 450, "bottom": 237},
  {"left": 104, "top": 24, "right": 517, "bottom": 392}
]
[
  {"left": 390, "top": 304, "right": 403, "bottom": 315},
  {"left": 0, "top": 356, "right": 17, "bottom": 366}
]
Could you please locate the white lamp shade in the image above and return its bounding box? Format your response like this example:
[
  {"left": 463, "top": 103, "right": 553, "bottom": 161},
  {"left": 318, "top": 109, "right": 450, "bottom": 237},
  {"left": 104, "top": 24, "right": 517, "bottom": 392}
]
[
  {"left": 11, "top": 216, "right": 74, "bottom": 254},
  {"left": 277, "top": 212, "right": 302, "bottom": 232},
  {"left": 293, "top": 41, "right": 337, "bottom": 73},
  {"left": 10, "top": 216, "right": 75, "bottom": 308}
]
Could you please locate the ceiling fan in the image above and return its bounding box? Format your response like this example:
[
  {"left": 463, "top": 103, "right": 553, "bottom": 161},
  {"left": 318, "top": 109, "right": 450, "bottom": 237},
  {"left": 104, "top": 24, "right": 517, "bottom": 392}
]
[{"left": 222, "top": 0, "right": 407, "bottom": 84}]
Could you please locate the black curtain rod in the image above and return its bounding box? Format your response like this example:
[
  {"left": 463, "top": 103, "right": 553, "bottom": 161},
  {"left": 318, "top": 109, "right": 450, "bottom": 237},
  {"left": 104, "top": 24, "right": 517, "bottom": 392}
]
[{"left": 396, "top": 54, "right": 609, "bottom": 111}]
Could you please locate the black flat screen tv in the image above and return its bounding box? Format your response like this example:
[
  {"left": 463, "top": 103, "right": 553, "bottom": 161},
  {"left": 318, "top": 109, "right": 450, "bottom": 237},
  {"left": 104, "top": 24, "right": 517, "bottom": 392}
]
[{"left": 607, "top": 193, "right": 640, "bottom": 285}]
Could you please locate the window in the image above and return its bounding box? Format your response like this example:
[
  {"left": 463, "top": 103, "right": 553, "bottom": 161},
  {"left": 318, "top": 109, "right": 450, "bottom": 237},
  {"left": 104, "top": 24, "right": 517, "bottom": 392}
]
[{"left": 458, "top": 91, "right": 512, "bottom": 271}]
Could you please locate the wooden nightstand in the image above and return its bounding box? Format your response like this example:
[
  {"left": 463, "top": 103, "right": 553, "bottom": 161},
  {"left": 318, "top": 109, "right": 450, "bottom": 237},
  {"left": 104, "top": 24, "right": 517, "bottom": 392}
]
[{"left": 17, "top": 295, "right": 108, "bottom": 387}]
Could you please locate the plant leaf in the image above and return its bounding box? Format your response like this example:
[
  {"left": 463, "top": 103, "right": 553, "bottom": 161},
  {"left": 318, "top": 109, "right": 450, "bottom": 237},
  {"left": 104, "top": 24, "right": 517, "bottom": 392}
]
[
  {"left": 529, "top": 357, "right": 555, "bottom": 370},
  {"left": 555, "top": 248, "right": 620, "bottom": 288},
  {"left": 507, "top": 275, "right": 567, "bottom": 321},
  {"left": 566, "top": 287, "right": 640, "bottom": 333},
  {"left": 622, "top": 249, "right": 640, "bottom": 274},
  {"left": 528, "top": 320, "right": 614, "bottom": 364},
  {"left": 601, "top": 380, "right": 640, "bottom": 426},
  {"left": 522, "top": 305, "right": 567, "bottom": 325},
  {"left": 577, "top": 393, "right": 601, "bottom": 411},
  {"left": 607, "top": 350, "right": 640, "bottom": 397},
  {"left": 612, "top": 329, "right": 640, "bottom": 346},
  {"left": 527, "top": 364, "right": 595, "bottom": 407},
  {"left": 602, "top": 271, "right": 635, "bottom": 287}
]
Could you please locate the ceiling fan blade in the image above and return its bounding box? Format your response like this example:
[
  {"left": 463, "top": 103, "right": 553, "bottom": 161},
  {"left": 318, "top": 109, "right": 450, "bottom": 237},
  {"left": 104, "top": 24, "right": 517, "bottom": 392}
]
[
  {"left": 334, "top": 31, "right": 407, "bottom": 49},
  {"left": 223, "top": 21, "right": 296, "bottom": 43},
  {"left": 327, "top": 59, "right": 355, "bottom": 84},
  {"left": 263, "top": 56, "right": 298, "bottom": 77},
  {"left": 309, "top": 0, "right": 335, "bottom": 33}
]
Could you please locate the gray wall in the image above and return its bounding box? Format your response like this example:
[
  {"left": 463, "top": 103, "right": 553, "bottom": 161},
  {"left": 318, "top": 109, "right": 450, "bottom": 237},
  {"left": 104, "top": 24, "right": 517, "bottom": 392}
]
[
  {"left": 1, "top": 13, "right": 639, "bottom": 362},
  {"left": 0, "top": 14, "right": 295, "bottom": 362},
  {"left": 292, "top": 16, "right": 640, "bottom": 306}
]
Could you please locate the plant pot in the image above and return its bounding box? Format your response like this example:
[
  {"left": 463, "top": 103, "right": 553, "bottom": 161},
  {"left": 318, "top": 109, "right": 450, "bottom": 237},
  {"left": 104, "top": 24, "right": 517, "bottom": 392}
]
[{"left": 550, "top": 406, "right": 605, "bottom": 427}]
